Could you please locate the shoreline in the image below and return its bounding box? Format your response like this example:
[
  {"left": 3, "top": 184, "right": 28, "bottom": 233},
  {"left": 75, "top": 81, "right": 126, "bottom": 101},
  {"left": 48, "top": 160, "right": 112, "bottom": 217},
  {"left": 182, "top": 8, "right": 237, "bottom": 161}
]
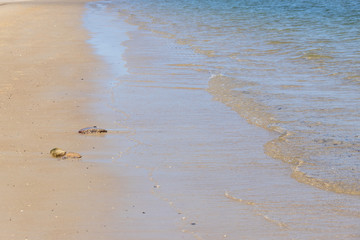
[{"left": 2, "top": 0, "right": 359, "bottom": 239}]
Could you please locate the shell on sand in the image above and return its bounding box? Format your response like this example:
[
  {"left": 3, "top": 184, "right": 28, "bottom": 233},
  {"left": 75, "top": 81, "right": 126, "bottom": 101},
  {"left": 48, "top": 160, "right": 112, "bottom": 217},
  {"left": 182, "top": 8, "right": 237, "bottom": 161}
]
[
  {"left": 50, "top": 148, "right": 66, "bottom": 158},
  {"left": 62, "top": 152, "right": 82, "bottom": 160},
  {"left": 78, "top": 126, "right": 107, "bottom": 134}
]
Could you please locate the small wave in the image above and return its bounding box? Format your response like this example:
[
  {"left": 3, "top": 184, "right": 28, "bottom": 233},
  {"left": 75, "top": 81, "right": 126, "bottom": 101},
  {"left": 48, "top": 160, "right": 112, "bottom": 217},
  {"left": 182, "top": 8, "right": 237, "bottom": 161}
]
[
  {"left": 291, "top": 167, "right": 360, "bottom": 195},
  {"left": 207, "top": 74, "right": 276, "bottom": 130},
  {"left": 208, "top": 73, "right": 360, "bottom": 196}
]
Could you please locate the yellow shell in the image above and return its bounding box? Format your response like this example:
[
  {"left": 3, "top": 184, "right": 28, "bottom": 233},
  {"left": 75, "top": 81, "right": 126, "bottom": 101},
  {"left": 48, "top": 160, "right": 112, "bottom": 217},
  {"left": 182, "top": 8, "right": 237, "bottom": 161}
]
[{"left": 50, "top": 148, "right": 66, "bottom": 158}]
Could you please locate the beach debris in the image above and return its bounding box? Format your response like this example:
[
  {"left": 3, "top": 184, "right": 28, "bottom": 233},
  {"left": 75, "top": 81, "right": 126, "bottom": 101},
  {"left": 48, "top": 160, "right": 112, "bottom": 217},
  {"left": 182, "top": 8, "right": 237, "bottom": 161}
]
[
  {"left": 78, "top": 126, "right": 107, "bottom": 134},
  {"left": 62, "top": 152, "right": 82, "bottom": 160},
  {"left": 50, "top": 148, "right": 82, "bottom": 160},
  {"left": 50, "top": 148, "right": 66, "bottom": 158}
]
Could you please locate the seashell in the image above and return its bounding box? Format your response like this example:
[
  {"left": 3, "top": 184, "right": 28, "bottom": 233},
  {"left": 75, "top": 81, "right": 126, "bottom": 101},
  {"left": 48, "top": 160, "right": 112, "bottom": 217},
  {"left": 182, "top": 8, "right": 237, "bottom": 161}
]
[
  {"left": 50, "top": 148, "right": 66, "bottom": 158},
  {"left": 78, "top": 126, "right": 107, "bottom": 134},
  {"left": 62, "top": 152, "right": 82, "bottom": 160}
]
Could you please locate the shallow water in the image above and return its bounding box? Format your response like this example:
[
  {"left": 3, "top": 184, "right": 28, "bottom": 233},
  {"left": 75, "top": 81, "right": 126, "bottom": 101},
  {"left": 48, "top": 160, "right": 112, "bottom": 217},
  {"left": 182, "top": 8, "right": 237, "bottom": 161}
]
[
  {"left": 84, "top": 1, "right": 360, "bottom": 239},
  {"left": 108, "top": 0, "right": 360, "bottom": 195}
]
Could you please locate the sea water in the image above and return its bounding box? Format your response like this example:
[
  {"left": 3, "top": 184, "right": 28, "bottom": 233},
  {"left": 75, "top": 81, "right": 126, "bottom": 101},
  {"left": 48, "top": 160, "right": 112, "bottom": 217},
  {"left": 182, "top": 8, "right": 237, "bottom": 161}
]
[
  {"left": 109, "top": 0, "right": 360, "bottom": 195},
  {"left": 84, "top": 0, "right": 360, "bottom": 239}
]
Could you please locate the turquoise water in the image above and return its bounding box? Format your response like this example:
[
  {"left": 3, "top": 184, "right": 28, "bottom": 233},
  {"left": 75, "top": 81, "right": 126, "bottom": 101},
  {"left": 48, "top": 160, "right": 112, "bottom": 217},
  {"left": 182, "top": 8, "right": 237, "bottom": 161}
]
[{"left": 107, "top": 0, "right": 360, "bottom": 195}]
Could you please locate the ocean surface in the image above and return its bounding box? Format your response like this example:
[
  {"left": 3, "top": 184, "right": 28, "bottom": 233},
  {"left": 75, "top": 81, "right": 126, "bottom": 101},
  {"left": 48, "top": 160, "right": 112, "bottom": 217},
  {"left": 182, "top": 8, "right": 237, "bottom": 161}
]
[
  {"left": 84, "top": 0, "right": 360, "bottom": 238},
  {"left": 109, "top": 0, "right": 360, "bottom": 195}
]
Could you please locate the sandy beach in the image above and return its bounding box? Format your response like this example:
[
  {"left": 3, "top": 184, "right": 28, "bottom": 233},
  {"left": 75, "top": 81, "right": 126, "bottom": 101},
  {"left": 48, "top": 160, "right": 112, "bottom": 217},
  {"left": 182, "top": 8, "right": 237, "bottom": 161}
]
[{"left": 0, "top": 1, "right": 126, "bottom": 239}]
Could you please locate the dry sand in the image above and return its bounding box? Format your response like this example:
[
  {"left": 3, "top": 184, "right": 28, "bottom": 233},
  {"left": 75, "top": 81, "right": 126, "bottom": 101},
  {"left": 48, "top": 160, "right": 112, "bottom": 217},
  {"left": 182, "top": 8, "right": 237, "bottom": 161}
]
[{"left": 0, "top": 1, "right": 125, "bottom": 239}]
